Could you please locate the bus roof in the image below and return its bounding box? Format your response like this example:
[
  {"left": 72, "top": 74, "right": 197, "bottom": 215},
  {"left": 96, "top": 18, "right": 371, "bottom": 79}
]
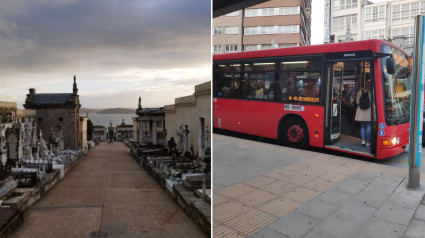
[{"left": 213, "top": 39, "right": 405, "bottom": 61}]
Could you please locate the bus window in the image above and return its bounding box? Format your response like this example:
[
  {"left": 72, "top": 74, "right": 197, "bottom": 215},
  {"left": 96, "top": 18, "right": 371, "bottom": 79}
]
[
  {"left": 215, "top": 64, "right": 241, "bottom": 98},
  {"left": 278, "top": 60, "right": 322, "bottom": 104},
  {"left": 243, "top": 62, "right": 276, "bottom": 100}
]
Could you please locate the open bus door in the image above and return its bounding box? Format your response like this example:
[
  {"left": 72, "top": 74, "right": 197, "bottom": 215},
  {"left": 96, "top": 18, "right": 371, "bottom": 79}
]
[{"left": 325, "top": 61, "right": 376, "bottom": 157}]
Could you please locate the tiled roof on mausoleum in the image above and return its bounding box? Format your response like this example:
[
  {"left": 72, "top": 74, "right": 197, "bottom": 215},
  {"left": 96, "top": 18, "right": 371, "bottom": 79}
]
[{"left": 31, "top": 93, "right": 74, "bottom": 105}]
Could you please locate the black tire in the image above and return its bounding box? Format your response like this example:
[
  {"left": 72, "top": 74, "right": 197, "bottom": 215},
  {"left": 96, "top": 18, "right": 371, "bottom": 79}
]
[{"left": 282, "top": 117, "right": 309, "bottom": 149}]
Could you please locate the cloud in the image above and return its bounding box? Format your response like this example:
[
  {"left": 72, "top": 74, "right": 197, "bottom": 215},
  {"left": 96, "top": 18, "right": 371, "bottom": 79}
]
[{"left": 0, "top": 0, "right": 211, "bottom": 108}]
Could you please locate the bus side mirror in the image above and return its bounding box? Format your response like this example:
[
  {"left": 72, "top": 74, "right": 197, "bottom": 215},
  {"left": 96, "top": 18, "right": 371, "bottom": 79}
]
[{"left": 387, "top": 56, "right": 395, "bottom": 75}]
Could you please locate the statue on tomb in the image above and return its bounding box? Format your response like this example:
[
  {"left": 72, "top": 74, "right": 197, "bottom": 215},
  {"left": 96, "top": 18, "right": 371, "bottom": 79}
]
[
  {"left": 176, "top": 124, "right": 184, "bottom": 152},
  {"left": 57, "top": 121, "right": 64, "bottom": 151}
]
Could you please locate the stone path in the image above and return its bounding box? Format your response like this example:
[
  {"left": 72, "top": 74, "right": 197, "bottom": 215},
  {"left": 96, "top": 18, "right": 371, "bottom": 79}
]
[{"left": 11, "top": 142, "right": 206, "bottom": 238}]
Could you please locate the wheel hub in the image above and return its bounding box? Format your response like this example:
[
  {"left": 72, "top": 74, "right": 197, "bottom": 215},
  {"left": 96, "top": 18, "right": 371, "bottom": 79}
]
[{"left": 287, "top": 125, "right": 304, "bottom": 143}]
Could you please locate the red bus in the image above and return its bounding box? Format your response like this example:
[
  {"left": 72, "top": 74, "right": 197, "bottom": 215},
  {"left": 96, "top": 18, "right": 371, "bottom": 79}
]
[{"left": 213, "top": 40, "right": 411, "bottom": 159}]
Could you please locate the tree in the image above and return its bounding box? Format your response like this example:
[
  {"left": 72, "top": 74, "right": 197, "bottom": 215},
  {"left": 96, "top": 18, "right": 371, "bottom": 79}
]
[{"left": 87, "top": 119, "right": 93, "bottom": 141}]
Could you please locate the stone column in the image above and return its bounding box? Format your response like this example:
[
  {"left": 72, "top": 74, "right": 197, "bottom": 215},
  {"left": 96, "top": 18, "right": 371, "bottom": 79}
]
[{"left": 152, "top": 121, "right": 157, "bottom": 145}]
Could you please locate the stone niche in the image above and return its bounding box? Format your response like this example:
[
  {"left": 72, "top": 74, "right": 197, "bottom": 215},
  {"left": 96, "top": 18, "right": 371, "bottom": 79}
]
[{"left": 6, "top": 127, "right": 21, "bottom": 162}]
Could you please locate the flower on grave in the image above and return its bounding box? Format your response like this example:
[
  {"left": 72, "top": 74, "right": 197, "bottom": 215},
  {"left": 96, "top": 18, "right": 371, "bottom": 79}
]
[{"left": 171, "top": 169, "right": 181, "bottom": 178}]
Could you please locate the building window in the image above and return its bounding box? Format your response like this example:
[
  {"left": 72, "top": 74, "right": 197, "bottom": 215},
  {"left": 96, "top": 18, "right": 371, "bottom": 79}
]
[
  {"left": 366, "top": 5, "right": 385, "bottom": 23},
  {"left": 412, "top": 2, "right": 419, "bottom": 19},
  {"left": 333, "top": 15, "right": 357, "bottom": 32},
  {"left": 245, "top": 6, "right": 300, "bottom": 17},
  {"left": 213, "top": 27, "right": 222, "bottom": 35},
  {"left": 334, "top": 0, "right": 358, "bottom": 10},
  {"left": 261, "top": 26, "right": 274, "bottom": 34},
  {"left": 278, "top": 6, "right": 300, "bottom": 15},
  {"left": 225, "top": 26, "right": 239, "bottom": 34},
  {"left": 392, "top": 5, "right": 400, "bottom": 24},
  {"left": 244, "top": 27, "right": 258, "bottom": 35},
  {"left": 401, "top": 3, "right": 410, "bottom": 23},
  {"left": 262, "top": 8, "right": 275, "bottom": 16},
  {"left": 244, "top": 45, "right": 258, "bottom": 51},
  {"left": 226, "top": 11, "right": 239, "bottom": 16},
  {"left": 391, "top": 28, "right": 400, "bottom": 38},
  {"left": 225, "top": 45, "right": 238, "bottom": 52},
  {"left": 245, "top": 25, "right": 300, "bottom": 35},
  {"left": 213, "top": 45, "right": 222, "bottom": 54},
  {"left": 260, "top": 44, "right": 273, "bottom": 50},
  {"left": 278, "top": 25, "right": 300, "bottom": 34},
  {"left": 277, "top": 43, "right": 299, "bottom": 48}
]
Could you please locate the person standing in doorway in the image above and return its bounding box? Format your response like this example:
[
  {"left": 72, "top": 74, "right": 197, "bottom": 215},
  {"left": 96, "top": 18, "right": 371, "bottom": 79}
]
[{"left": 355, "top": 80, "right": 371, "bottom": 146}]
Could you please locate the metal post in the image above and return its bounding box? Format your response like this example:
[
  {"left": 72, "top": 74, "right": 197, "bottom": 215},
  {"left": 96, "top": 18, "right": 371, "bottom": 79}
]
[{"left": 408, "top": 15, "right": 425, "bottom": 189}]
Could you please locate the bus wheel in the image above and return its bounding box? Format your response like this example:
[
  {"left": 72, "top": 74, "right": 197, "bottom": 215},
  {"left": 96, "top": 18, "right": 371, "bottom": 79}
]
[{"left": 282, "top": 118, "right": 308, "bottom": 148}]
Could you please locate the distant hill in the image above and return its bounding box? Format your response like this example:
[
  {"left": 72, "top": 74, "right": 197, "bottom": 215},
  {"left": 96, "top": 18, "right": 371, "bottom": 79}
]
[
  {"left": 80, "top": 108, "right": 102, "bottom": 114},
  {"left": 96, "top": 108, "right": 136, "bottom": 114}
]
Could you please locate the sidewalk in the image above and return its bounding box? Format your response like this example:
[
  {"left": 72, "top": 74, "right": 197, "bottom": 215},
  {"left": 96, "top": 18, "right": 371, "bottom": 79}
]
[{"left": 213, "top": 134, "right": 425, "bottom": 238}]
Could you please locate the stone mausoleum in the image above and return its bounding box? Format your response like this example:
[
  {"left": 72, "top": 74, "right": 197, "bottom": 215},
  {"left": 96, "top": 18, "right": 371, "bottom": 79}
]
[
  {"left": 132, "top": 97, "right": 165, "bottom": 145},
  {"left": 23, "top": 76, "right": 86, "bottom": 150}
]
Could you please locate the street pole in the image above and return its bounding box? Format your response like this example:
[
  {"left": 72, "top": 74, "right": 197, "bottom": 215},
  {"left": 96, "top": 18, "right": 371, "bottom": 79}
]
[{"left": 409, "top": 15, "right": 425, "bottom": 189}]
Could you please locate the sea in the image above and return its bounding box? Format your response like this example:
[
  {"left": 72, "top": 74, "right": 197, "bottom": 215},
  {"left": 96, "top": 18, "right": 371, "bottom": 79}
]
[{"left": 81, "top": 113, "right": 135, "bottom": 128}]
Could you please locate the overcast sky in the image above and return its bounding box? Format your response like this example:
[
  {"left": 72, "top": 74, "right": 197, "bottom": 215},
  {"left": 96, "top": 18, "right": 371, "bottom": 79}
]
[{"left": 0, "top": 0, "right": 211, "bottom": 109}]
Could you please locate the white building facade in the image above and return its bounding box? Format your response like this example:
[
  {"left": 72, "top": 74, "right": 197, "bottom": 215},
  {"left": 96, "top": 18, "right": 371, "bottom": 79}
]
[{"left": 330, "top": 0, "right": 425, "bottom": 55}]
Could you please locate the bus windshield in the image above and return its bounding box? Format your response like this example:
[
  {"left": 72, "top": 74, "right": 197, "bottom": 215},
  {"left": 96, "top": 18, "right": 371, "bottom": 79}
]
[{"left": 382, "top": 45, "right": 411, "bottom": 125}]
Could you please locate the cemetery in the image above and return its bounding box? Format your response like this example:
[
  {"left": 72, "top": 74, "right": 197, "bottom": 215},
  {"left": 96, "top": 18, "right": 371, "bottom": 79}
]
[
  {"left": 127, "top": 124, "right": 211, "bottom": 234},
  {"left": 0, "top": 102, "right": 85, "bottom": 238}
]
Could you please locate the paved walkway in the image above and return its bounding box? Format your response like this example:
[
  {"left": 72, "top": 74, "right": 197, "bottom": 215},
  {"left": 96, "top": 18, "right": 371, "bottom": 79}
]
[
  {"left": 214, "top": 134, "right": 425, "bottom": 238},
  {"left": 11, "top": 142, "right": 206, "bottom": 238}
]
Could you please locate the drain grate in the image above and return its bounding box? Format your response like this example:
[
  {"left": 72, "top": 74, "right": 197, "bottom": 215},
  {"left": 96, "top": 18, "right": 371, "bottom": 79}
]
[{"left": 90, "top": 231, "right": 107, "bottom": 237}]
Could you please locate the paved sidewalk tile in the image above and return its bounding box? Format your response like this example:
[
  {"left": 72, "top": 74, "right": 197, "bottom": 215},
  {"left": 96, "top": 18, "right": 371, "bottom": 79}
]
[
  {"left": 296, "top": 198, "right": 338, "bottom": 220},
  {"left": 374, "top": 174, "right": 404, "bottom": 187},
  {"left": 311, "top": 214, "right": 363, "bottom": 238},
  {"left": 363, "top": 181, "right": 398, "bottom": 196},
  {"left": 258, "top": 197, "right": 301, "bottom": 217},
  {"left": 283, "top": 187, "right": 320, "bottom": 204},
  {"left": 213, "top": 224, "right": 243, "bottom": 238},
  {"left": 302, "top": 178, "right": 336, "bottom": 192},
  {"left": 404, "top": 218, "right": 425, "bottom": 238},
  {"left": 268, "top": 211, "right": 319, "bottom": 238},
  {"left": 318, "top": 172, "right": 348, "bottom": 183},
  {"left": 244, "top": 176, "right": 276, "bottom": 188},
  {"left": 374, "top": 202, "right": 415, "bottom": 226},
  {"left": 413, "top": 204, "right": 425, "bottom": 221},
  {"left": 213, "top": 193, "right": 230, "bottom": 206},
  {"left": 395, "top": 180, "right": 425, "bottom": 198},
  {"left": 354, "top": 189, "right": 391, "bottom": 208},
  {"left": 330, "top": 203, "right": 376, "bottom": 225},
  {"left": 235, "top": 189, "right": 278, "bottom": 207},
  {"left": 218, "top": 183, "right": 257, "bottom": 199},
  {"left": 248, "top": 227, "right": 290, "bottom": 238},
  {"left": 317, "top": 190, "right": 355, "bottom": 206},
  {"left": 262, "top": 180, "right": 297, "bottom": 196},
  {"left": 346, "top": 170, "right": 381, "bottom": 185},
  {"left": 214, "top": 200, "right": 248, "bottom": 223},
  {"left": 330, "top": 180, "right": 368, "bottom": 195},
  {"left": 225, "top": 208, "right": 276, "bottom": 237},
  {"left": 357, "top": 216, "right": 407, "bottom": 238},
  {"left": 387, "top": 192, "right": 422, "bottom": 211}
]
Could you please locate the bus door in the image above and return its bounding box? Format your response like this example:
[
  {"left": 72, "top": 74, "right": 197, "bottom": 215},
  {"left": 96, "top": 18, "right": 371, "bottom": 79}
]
[
  {"left": 325, "top": 60, "right": 375, "bottom": 157},
  {"left": 329, "top": 63, "right": 343, "bottom": 144}
]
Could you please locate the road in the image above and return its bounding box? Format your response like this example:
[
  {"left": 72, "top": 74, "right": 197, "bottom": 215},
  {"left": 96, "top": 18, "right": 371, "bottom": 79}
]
[{"left": 11, "top": 142, "right": 206, "bottom": 238}]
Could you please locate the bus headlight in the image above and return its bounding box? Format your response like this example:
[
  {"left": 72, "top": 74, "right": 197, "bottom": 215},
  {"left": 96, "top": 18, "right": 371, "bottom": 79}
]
[{"left": 382, "top": 137, "right": 400, "bottom": 146}]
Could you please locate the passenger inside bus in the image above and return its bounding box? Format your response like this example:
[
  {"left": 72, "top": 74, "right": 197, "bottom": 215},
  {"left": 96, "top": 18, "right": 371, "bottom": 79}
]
[{"left": 301, "top": 78, "right": 319, "bottom": 97}]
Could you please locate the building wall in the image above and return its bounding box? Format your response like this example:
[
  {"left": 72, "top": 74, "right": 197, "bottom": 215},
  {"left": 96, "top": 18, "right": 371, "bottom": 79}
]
[
  {"left": 35, "top": 108, "right": 79, "bottom": 149},
  {"left": 213, "top": 10, "right": 243, "bottom": 54},
  {"left": 213, "top": 0, "right": 311, "bottom": 53},
  {"left": 132, "top": 118, "right": 139, "bottom": 142},
  {"left": 164, "top": 82, "right": 211, "bottom": 156},
  {"left": 116, "top": 126, "right": 133, "bottom": 141}
]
